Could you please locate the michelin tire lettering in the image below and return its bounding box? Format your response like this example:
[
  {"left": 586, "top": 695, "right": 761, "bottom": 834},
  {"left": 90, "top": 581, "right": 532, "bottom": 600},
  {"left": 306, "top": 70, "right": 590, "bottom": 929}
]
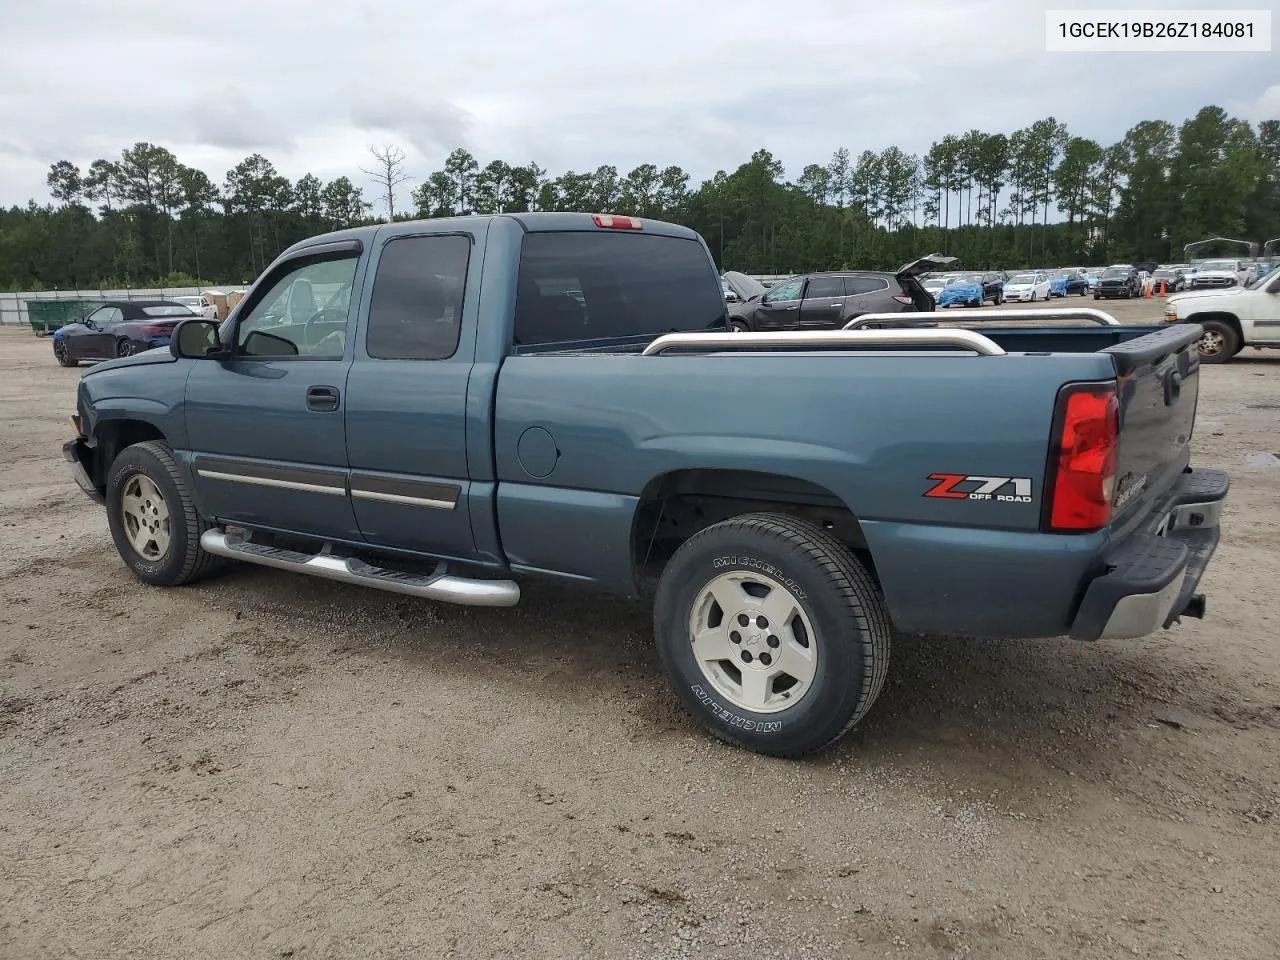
[
  {"left": 690, "top": 683, "right": 783, "bottom": 733},
  {"left": 711, "top": 556, "right": 808, "bottom": 599}
]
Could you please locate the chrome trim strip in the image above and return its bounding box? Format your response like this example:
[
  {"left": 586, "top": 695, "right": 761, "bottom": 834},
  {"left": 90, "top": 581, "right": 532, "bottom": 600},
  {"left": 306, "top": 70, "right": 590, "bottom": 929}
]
[
  {"left": 196, "top": 469, "right": 346, "bottom": 496},
  {"left": 350, "top": 488, "right": 457, "bottom": 510},
  {"left": 642, "top": 328, "right": 1007, "bottom": 357},
  {"left": 845, "top": 307, "right": 1121, "bottom": 328}
]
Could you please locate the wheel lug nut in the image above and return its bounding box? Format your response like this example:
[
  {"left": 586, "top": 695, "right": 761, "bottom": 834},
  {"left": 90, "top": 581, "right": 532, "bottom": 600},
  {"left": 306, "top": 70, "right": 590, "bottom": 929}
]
[
  {"left": 756, "top": 616, "right": 768, "bottom": 628},
  {"left": 759, "top": 652, "right": 772, "bottom": 666},
  {"left": 767, "top": 635, "right": 779, "bottom": 648},
  {"left": 741, "top": 651, "right": 753, "bottom": 664},
  {"left": 730, "top": 631, "right": 741, "bottom": 644},
  {"left": 737, "top": 614, "right": 750, "bottom": 627}
]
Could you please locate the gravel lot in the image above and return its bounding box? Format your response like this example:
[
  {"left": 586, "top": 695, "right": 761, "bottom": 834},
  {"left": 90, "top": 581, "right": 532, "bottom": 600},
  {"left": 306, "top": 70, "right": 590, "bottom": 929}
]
[{"left": 2, "top": 300, "right": 1278, "bottom": 960}]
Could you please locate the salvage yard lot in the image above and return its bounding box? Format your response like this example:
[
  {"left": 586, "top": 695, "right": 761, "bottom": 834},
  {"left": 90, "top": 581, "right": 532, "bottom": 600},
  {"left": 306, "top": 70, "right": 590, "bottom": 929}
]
[{"left": 2, "top": 300, "right": 1279, "bottom": 960}]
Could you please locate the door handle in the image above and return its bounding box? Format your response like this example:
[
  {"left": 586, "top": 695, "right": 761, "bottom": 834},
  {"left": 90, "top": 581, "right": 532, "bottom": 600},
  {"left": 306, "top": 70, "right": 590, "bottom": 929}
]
[{"left": 306, "top": 385, "right": 340, "bottom": 412}]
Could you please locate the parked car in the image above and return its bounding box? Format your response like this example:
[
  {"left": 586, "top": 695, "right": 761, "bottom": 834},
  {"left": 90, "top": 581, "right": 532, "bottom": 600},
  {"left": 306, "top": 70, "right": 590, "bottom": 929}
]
[
  {"left": 1094, "top": 266, "right": 1142, "bottom": 300},
  {"left": 921, "top": 275, "right": 954, "bottom": 298},
  {"left": 1190, "top": 259, "right": 1246, "bottom": 289},
  {"left": 61, "top": 212, "right": 1228, "bottom": 758},
  {"left": 721, "top": 271, "right": 766, "bottom": 304},
  {"left": 173, "top": 294, "right": 217, "bottom": 319},
  {"left": 937, "top": 272, "right": 1005, "bottom": 308},
  {"left": 1050, "top": 268, "right": 1090, "bottom": 296},
  {"left": 1001, "top": 271, "right": 1052, "bottom": 302},
  {"left": 1150, "top": 268, "right": 1186, "bottom": 293},
  {"left": 726, "top": 256, "right": 953, "bottom": 331},
  {"left": 1084, "top": 268, "right": 1103, "bottom": 291},
  {"left": 52, "top": 299, "right": 198, "bottom": 366},
  {"left": 1164, "top": 266, "right": 1280, "bottom": 362}
]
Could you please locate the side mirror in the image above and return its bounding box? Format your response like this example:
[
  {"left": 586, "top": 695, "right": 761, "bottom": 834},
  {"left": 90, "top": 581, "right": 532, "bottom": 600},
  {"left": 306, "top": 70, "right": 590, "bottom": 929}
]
[{"left": 170, "top": 318, "right": 227, "bottom": 359}]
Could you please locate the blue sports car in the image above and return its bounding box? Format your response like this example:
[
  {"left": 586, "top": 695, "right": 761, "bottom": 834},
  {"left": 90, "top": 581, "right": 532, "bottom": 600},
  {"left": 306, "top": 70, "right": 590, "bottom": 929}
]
[
  {"left": 936, "top": 272, "right": 997, "bottom": 308},
  {"left": 53, "top": 299, "right": 197, "bottom": 367}
]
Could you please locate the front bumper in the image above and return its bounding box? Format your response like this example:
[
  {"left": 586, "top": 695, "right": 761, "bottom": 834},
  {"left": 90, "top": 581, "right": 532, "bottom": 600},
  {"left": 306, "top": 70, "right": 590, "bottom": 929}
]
[
  {"left": 1069, "top": 468, "right": 1228, "bottom": 641},
  {"left": 63, "top": 436, "right": 104, "bottom": 505}
]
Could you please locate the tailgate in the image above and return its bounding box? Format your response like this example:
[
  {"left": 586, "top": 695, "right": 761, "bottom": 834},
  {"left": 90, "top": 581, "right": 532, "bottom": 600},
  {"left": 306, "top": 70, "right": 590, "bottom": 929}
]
[{"left": 1102, "top": 324, "right": 1202, "bottom": 520}]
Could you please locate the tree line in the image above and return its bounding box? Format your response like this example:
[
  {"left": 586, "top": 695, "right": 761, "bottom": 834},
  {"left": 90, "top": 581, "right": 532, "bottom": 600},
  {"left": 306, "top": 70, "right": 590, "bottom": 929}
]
[{"left": 1, "top": 105, "right": 1276, "bottom": 291}]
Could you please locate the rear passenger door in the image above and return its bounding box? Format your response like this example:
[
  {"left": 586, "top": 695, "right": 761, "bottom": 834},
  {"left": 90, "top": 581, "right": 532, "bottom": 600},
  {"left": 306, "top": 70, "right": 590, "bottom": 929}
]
[
  {"left": 842, "top": 276, "right": 892, "bottom": 321},
  {"left": 797, "top": 276, "right": 847, "bottom": 329},
  {"left": 344, "top": 227, "right": 483, "bottom": 562}
]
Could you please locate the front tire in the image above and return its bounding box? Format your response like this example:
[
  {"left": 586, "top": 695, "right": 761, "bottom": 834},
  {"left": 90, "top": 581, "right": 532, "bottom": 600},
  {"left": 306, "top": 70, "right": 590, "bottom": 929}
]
[
  {"left": 729, "top": 319, "right": 749, "bottom": 333},
  {"left": 54, "top": 340, "right": 77, "bottom": 367},
  {"left": 106, "top": 440, "right": 221, "bottom": 587},
  {"left": 653, "top": 513, "right": 891, "bottom": 757},
  {"left": 1194, "top": 319, "right": 1240, "bottom": 364},
  {"left": 118, "top": 339, "right": 138, "bottom": 358}
]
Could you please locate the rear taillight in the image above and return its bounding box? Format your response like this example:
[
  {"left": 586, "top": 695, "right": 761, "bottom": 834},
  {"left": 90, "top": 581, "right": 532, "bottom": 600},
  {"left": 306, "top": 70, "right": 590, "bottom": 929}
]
[
  {"left": 591, "top": 214, "right": 643, "bottom": 230},
  {"left": 1045, "top": 382, "right": 1119, "bottom": 532},
  {"left": 140, "top": 325, "right": 170, "bottom": 335},
  {"left": 892, "top": 295, "right": 914, "bottom": 305}
]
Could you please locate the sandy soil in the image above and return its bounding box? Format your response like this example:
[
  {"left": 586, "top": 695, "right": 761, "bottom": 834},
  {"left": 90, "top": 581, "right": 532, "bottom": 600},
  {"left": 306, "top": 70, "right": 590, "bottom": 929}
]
[{"left": 2, "top": 301, "right": 1278, "bottom": 960}]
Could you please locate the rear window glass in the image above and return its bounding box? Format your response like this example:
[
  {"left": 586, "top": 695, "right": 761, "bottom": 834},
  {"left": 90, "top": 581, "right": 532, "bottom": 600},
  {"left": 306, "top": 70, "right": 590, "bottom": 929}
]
[
  {"left": 142, "top": 305, "right": 196, "bottom": 317},
  {"left": 513, "top": 232, "right": 726, "bottom": 348}
]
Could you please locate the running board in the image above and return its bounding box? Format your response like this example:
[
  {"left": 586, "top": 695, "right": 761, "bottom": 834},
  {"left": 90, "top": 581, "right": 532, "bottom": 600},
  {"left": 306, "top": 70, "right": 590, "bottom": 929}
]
[{"left": 199, "top": 530, "right": 521, "bottom": 607}]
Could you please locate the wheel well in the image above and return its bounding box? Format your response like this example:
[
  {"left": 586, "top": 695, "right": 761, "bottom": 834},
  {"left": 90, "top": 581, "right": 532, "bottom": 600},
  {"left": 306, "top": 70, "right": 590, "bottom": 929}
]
[
  {"left": 90, "top": 419, "right": 165, "bottom": 486},
  {"left": 1184, "top": 312, "right": 1241, "bottom": 341},
  {"left": 631, "top": 468, "right": 872, "bottom": 579}
]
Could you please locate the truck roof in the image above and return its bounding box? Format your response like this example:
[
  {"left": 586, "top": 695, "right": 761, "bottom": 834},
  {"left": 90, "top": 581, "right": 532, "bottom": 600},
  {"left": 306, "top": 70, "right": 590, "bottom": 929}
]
[{"left": 283, "top": 212, "right": 701, "bottom": 260}]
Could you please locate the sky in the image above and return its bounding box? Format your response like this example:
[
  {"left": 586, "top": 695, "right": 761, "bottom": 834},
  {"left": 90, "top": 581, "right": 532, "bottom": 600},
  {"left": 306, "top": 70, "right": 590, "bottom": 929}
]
[{"left": 0, "top": 0, "right": 1275, "bottom": 212}]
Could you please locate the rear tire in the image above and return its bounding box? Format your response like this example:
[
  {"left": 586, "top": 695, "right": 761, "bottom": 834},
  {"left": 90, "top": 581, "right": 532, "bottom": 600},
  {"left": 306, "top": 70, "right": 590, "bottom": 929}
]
[
  {"left": 653, "top": 512, "right": 891, "bottom": 757},
  {"left": 106, "top": 440, "right": 221, "bottom": 587},
  {"left": 1193, "top": 319, "right": 1240, "bottom": 364}
]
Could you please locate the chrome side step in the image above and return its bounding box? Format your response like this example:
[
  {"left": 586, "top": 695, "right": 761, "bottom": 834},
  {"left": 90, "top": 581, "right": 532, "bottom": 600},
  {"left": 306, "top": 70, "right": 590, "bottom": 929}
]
[{"left": 200, "top": 529, "right": 521, "bottom": 607}]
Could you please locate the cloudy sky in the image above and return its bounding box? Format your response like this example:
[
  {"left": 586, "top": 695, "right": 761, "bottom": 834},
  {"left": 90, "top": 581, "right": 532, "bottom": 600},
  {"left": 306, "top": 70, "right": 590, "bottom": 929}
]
[{"left": 1, "top": 0, "right": 1274, "bottom": 209}]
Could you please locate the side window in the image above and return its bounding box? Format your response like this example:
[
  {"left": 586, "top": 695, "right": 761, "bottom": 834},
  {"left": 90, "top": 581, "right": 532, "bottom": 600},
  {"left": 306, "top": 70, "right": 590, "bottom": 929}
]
[
  {"left": 88, "top": 307, "right": 122, "bottom": 326},
  {"left": 763, "top": 278, "right": 804, "bottom": 303},
  {"left": 366, "top": 234, "right": 471, "bottom": 360},
  {"left": 804, "top": 277, "right": 844, "bottom": 299},
  {"left": 235, "top": 256, "right": 359, "bottom": 360},
  {"left": 845, "top": 277, "right": 889, "bottom": 295}
]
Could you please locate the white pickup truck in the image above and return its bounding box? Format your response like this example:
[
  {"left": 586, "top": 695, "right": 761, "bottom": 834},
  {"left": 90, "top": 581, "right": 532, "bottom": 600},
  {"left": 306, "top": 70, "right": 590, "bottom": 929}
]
[{"left": 1165, "top": 267, "right": 1280, "bottom": 362}]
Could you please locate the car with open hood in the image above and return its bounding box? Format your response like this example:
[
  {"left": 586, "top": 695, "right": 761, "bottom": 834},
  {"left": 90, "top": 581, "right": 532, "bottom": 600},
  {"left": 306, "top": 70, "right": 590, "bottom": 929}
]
[{"left": 726, "top": 254, "right": 955, "bottom": 331}]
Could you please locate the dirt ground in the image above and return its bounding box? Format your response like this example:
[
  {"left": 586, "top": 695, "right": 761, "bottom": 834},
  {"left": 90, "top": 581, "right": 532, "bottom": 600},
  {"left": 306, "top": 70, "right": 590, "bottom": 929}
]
[{"left": 2, "top": 301, "right": 1278, "bottom": 960}]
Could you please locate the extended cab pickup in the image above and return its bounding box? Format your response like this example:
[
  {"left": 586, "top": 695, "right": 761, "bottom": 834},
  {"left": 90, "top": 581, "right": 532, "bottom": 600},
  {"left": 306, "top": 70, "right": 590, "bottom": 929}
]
[
  {"left": 63, "top": 213, "right": 1228, "bottom": 757},
  {"left": 1164, "top": 266, "right": 1280, "bottom": 362}
]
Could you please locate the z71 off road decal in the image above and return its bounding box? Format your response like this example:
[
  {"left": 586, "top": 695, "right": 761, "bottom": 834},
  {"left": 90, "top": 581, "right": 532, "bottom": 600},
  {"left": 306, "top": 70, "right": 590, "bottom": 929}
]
[{"left": 924, "top": 474, "right": 1033, "bottom": 503}]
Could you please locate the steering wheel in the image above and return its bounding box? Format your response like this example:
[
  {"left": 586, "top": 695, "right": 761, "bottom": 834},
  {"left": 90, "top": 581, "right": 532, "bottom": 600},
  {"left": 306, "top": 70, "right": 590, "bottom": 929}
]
[{"left": 302, "top": 309, "right": 349, "bottom": 352}]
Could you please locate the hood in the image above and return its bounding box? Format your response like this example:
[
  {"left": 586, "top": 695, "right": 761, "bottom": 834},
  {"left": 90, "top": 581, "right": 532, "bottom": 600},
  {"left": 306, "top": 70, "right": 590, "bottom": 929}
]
[
  {"left": 1167, "top": 287, "right": 1244, "bottom": 305},
  {"left": 81, "top": 346, "right": 178, "bottom": 376},
  {"left": 722, "top": 270, "right": 767, "bottom": 302},
  {"left": 896, "top": 253, "right": 958, "bottom": 279}
]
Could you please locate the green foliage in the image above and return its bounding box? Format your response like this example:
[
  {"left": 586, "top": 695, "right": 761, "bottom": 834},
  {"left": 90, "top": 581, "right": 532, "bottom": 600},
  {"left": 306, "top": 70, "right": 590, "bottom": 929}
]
[{"left": 4, "top": 106, "right": 1278, "bottom": 289}]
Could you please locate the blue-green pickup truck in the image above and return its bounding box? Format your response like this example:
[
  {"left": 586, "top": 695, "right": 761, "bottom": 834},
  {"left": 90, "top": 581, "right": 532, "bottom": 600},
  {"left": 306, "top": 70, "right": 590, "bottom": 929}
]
[{"left": 63, "top": 212, "right": 1228, "bottom": 756}]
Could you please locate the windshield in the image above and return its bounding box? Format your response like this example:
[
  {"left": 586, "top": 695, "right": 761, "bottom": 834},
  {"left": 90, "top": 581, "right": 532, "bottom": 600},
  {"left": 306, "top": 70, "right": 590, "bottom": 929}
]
[
  {"left": 1199, "top": 260, "right": 1236, "bottom": 271},
  {"left": 956, "top": 274, "right": 983, "bottom": 283},
  {"left": 1153, "top": 270, "right": 1175, "bottom": 278},
  {"left": 1007, "top": 274, "right": 1036, "bottom": 284},
  {"left": 1101, "top": 268, "right": 1128, "bottom": 278},
  {"left": 142, "top": 305, "right": 197, "bottom": 317}
]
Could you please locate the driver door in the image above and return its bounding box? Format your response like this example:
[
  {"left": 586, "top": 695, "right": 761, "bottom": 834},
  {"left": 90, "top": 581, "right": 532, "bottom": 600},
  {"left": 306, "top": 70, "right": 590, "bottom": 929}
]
[
  {"left": 77, "top": 305, "right": 123, "bottom": 358},
  {"left": 752, "top": 277, "right": 804, "bottom": 331},
  {"left": 183, "top": 247, "right": 366, "bottom": 542}
]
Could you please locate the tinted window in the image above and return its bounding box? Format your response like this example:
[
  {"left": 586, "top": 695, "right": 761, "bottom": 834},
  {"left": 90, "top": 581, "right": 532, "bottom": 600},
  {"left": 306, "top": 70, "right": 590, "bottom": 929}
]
[
  {"left": 845, "top": 277, "right": 889, "bottom": 295},
  {"left": 513, "top": 231, "right": 725, "bottom": 347},
  {"left": 1101, "top": 268, "right": 1128, "bottom": 278},
  {"left": 367, "top": 235, "right": 471, "bottom": 360},
  {"left": 236, "top": 256, "right": 359, "bottom": 359},
  {"left": 804, "top": 277, "right": 844, "bottom": 299}
]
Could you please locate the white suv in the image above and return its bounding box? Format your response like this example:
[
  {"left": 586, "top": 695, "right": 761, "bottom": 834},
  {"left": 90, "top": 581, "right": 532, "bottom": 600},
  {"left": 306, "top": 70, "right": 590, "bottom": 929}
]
[{"left": 1165, "top": 267, "right": 1280, "bottom": 362}]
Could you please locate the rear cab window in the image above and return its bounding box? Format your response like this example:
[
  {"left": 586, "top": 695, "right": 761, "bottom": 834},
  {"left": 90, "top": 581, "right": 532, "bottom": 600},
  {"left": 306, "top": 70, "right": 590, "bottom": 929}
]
[{"left": 512, "top": 231, "right": 727, "bottom": 350}]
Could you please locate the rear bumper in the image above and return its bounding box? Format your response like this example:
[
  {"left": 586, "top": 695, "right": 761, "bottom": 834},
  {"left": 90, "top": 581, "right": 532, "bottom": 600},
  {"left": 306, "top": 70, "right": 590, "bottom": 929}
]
[
  {"left": 1069, "top": 468, "right": 1228, "bottom": 641},
  {"left": 63, "top": 437, "right": 104, "bottom": 505}
]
